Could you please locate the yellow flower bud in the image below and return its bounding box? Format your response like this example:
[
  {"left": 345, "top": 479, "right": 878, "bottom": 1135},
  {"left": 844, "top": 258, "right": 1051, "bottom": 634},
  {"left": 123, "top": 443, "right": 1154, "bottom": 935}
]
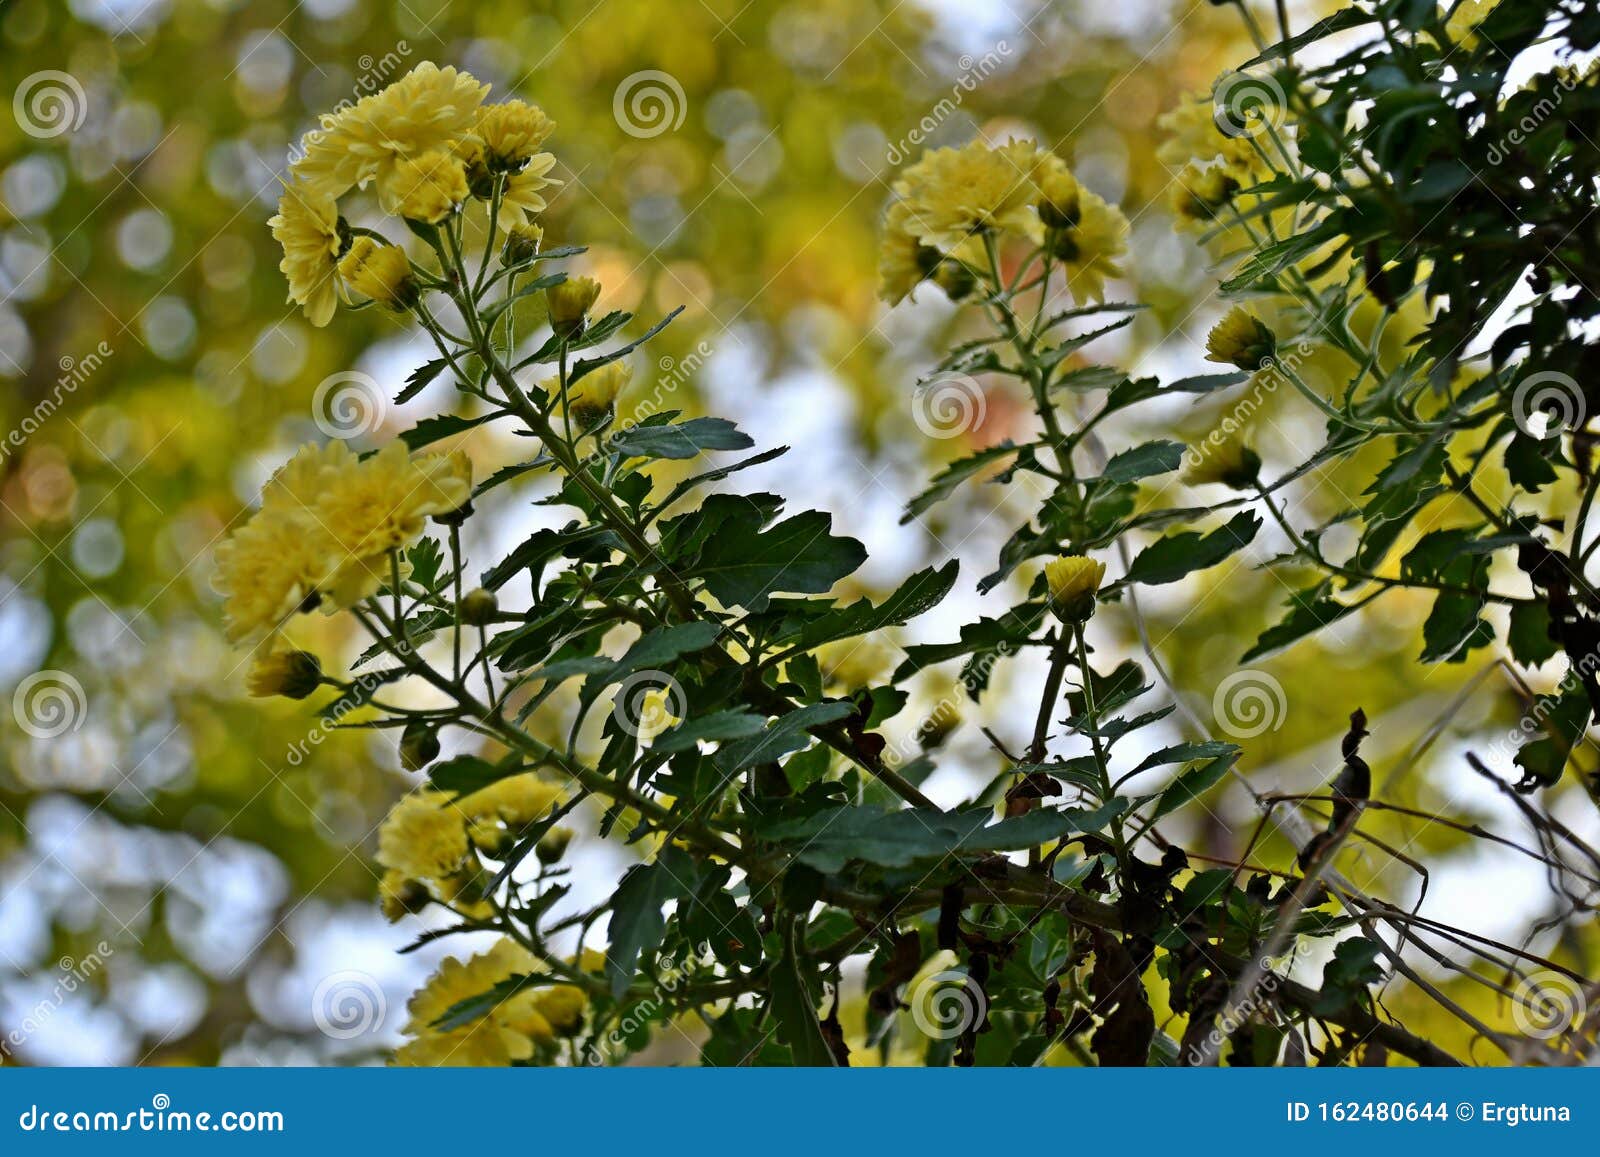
[
  {"left": 338, "top": 236, "right": 417, "bottom": 311},
  {"left": 536, "top": 826, "right": 574, "bottom": 865},
  {"left": 503, "top": 223, "right": 543, "bottom": 266},
  {"left": 246, "top": 648, "right": 323, "bottom": 699},
  {"left": 931, "top": 259, "right": 977, "bottom": 301},
  {"left": 379, "top": 870, "right": 432, "bottom": 921},
  {"left": 1170, "top": 163, "right": 1239, "bottom": 226},
  {"left": 399, "top": 721, "right": 441, "bottom": 771},
  {"left": 1205, "top": 307, "right": 1276, "bottom": 371},
  {"left": 476, "top": 100, "right": 556, "bottom": 172},
  {"left": 565, "top": 361, "right": 632, "bottom": 429},
  {"left": 1184, "top": 428, "right": 1262, "bottom": 489},
  {"left": 532, "top": 984, "right": 587, "bottom": 1037},
  {"left": 546, "top": 276, "right": 601, "bottom": 339},
  {"left": 460, "top": 587, "right": 499, "bottom": 626},
  {"left": 1044, "top": 555, "right": 1105, "bottom": 622}
]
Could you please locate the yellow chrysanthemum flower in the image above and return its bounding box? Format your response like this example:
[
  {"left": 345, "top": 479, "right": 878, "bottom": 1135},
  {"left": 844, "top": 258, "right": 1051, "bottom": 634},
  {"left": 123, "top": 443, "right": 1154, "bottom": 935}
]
[
  {"left": 497, "top": 154, "right": 561, "bottom": 231},
  {"left": 310, "top": 442, "right": 472, "bottom": 607},
  {"left": 891, "top": 137, "right": 1044, "bottom": 249},
  {"left": 268, "top": 180, "right": 344, "bottom": 327},
  {"left": 377, "top": 789, "right": 471, "bottom": 882},
  {"left": 877, "top": 200, "right": 942, "bottom": 305},
  {"left": 292, "top": 62, "right": 489, "bottom": 201},
  {"left": 385, "top": 149, "right": 469, "bottom": 223},
  {"left": 212, "top": 507, "right": 335, "bottom": 645},
  {"left": 338, "top": 237, "right": 416, "bottom": 311},
  {"left": 1170, "top": 163, "right": 1240, "bottom": 229},
  {"left": 1157, "top": 92, "right": 1270, "bottom": 182},
  {"left": 1044, "top": 555, "right": 1105, "bottom": 621},
  {"left": 1205, "top": 307, "right": 1277, "bottom": 371},
  {"left": 458, "top": 773, "right": 563, "bottom": 854},
  {"left": 561, "top": 361, "right": 632, "bottom": 428},
  {"left": 395, "top": 940, "right": 547, "bottom": 1067},
  {"left": 474, "top": 100, "right": 556, "bottom": 171},
  {"left": 1047, "top": 189, "right": 1128, "bottom": 303}
]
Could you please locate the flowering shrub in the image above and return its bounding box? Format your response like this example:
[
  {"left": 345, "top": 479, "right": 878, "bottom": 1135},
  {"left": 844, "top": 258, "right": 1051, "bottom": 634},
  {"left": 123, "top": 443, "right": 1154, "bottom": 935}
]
[{"left": 223, "top": 0, "right": 1600, "bottom": 1067}]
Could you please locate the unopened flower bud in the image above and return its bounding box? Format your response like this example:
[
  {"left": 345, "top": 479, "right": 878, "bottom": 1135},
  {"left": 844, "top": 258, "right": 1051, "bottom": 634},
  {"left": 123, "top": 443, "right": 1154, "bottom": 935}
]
[
  {"left": 339, "top": 237, "right": 418, "bottom": 311},
  {"left": 536, "top": 826, "right": 574, "bottom": 865},
  {"left": 460, "top": 587, "right": 499, "bottom": 626},
  {"left": 546, "top": 276, "right": 601, "bottom": 339},
  {"left": 246, "top": 649, "right": 323, "bottom": 699},
  {"left": 399, "top": 721, "right": 441, "bottom": 771},
  {"left": 1044, "top": 555, "right": 1105, "bottom": 622},
  {"left": 503, "top": 223, "right": 544, "bottom": 266}
]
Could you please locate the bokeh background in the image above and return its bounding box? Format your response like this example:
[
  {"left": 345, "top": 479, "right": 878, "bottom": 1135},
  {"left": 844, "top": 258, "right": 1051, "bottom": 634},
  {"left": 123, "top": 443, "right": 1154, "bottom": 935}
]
[{"left": 0, "top": 0, "right": 1590, "bottom": 1066}]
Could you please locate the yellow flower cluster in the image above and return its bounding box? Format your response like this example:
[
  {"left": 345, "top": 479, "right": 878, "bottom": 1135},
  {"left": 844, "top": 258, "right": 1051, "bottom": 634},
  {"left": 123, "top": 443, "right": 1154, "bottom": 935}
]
[
  {"left": 1158, "top": 91, "right": 1275, "bottom": 230},
  {"left": 394, "top": 939, "right": 590, "bottom": 1067},
  {"left": 376, "top": 774, "right": 564, "bottom": 921},
  {"left": 213, "top": 441, "right": 471, "bottom": 645},
  {"left": 878, "top": 139, "right": 1128, "bottom": 305},
  {"left": 272, "top": 62, "right": 562, "bottom": 326}
]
